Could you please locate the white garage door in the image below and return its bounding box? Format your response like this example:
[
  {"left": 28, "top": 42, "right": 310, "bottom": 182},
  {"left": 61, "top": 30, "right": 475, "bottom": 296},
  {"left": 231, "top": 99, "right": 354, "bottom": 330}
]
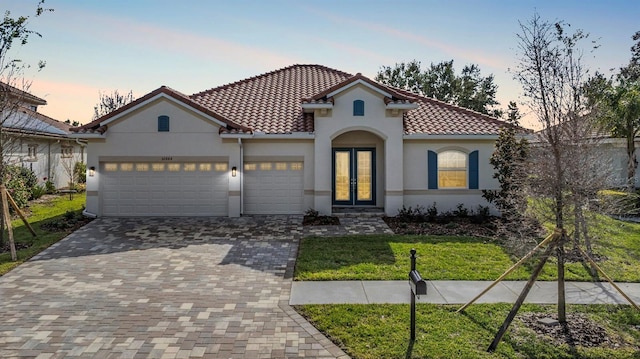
[
  {"left": 101, "top": 162, "right": 228, "bottom": 216},
  {"left": 244, "top": 161, "right": 304, "bottom": 214}
]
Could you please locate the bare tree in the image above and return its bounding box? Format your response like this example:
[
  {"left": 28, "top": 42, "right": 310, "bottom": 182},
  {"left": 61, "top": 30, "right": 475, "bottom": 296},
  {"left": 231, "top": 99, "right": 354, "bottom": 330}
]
[
  {"left": 515, "top": 12, "right": 603, "bottom": 323},
  {"left": 93, "top": 90, "right": 135, "bottom": 120},
  {"left": 0, "top": 1, "right": 53, "bottom": 258}
]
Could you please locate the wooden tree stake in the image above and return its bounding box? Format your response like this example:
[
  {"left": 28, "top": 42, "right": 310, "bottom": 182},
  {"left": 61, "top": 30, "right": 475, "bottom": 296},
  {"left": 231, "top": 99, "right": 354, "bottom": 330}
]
[
  {"left": 457, "top": 230, "right": 558, "bottom": 313},
  {"left": 488, "top": 242, "right": 556, "bottom": 352},
  {"left": 0, "top": 186, "right": 17, "bottom": 261},
  {"left": 5, "top": 188, "right": 36, "bottom": 237}
]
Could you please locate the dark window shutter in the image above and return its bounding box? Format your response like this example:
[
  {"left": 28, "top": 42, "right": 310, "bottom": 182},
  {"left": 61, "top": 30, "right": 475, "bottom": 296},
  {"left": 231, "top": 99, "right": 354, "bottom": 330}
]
[
  {"left": 158, "top": 115, "right": 170, "bottom": 132},
  {"left": 469, "top": 150, "right": 479, "bottom": 189},
  {"left": 353, "top": 100, "right": 365, "bottom": 116},
  {"left": 428, "top": 150, "right": 438, "bottom": 189}
]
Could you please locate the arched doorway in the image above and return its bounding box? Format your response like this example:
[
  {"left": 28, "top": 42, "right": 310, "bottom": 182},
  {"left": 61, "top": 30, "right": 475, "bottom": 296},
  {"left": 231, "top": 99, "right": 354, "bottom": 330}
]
[{"left": 331, "top": 130, "right": 384, "bottom": 207}]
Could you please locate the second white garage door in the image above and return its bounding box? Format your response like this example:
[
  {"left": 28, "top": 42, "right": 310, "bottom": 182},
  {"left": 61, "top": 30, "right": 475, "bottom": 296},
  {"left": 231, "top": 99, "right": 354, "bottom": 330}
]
[
  {"left": 101, "top": 162, "right": 229, "bottom": 216},
  {"left": 243, "top": 161, "right": 304, "bottom": 214}
]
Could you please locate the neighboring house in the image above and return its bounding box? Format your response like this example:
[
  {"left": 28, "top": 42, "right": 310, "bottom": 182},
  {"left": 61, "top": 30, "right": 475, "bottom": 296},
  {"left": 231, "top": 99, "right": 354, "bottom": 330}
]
[
  {"left": 71, "top": 64, "right": 511, "bottom": 217},
  {"left": 1, "top": 82, "right": 86, "bottom": 188},
  {"left": 589, "top": 137, "right": 640, "bottom": 189}
]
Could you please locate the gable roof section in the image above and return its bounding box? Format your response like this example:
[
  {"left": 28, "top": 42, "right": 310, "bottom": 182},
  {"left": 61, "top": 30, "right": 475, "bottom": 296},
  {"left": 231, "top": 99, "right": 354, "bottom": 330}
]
[
  {"left": 303, "top": 72, "right": 415, "bottom": 104},
  {"left": 71, "top": 86, "right": 251, "bottom": 135},
  {"left": 0, "top": 82, "right": 48, "bottom": 106},
  {"left": 191, "top": 65, "right": 352, "bottom": 134}
]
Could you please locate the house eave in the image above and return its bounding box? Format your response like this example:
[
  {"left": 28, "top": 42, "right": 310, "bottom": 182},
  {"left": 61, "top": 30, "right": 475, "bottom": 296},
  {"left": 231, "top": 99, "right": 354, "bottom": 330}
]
[
  {"left": 403, "top": 134, "right": 499, "bottom": 140},
  {"left": 69, "top": 132, "right": 106, "bottom": 139},
  {"left": 220, "top": 132, "right": 315, "bottom": 140},
  {"left": 386, "top": 103, "right": 418, "bottom": 110},
  {"left": 301, "top": 103, "right": 333, "bottom": 111}
]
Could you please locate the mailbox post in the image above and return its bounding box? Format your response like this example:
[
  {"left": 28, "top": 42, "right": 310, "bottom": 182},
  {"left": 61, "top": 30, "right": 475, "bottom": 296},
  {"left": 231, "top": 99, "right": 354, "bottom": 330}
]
[{"left": 409, "top": 249, "right": 427, "bottom": 341}]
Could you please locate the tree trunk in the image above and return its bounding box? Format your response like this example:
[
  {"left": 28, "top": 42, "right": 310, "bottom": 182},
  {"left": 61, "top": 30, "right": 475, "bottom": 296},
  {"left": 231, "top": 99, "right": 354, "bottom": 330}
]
[
  {"left": 627, "top": 133, "right": 638, "bottom": 191},
  {"left": 557, "top": 238, "right": 566, "bottom": 324}
]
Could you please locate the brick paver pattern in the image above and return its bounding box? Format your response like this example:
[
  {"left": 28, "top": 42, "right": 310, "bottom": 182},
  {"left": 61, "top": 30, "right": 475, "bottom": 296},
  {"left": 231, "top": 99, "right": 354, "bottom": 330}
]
[{"left": 0, "top": 216, "right": 392, "bottom": 358}]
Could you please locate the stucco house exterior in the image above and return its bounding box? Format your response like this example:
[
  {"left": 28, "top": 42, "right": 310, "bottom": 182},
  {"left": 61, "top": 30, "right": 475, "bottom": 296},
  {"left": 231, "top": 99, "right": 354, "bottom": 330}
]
[
  {"left": 71, "top": 64, "right": 511, "bottom": 217},
  {"left": 1, "top": 83, "right": 86, "bottom": 189}
]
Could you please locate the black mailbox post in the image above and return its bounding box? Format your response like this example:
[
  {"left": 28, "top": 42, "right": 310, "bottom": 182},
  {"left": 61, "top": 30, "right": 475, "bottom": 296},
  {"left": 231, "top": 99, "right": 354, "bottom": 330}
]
[{"left": 409, "top": 249, "right": 427, "bottom": 341}]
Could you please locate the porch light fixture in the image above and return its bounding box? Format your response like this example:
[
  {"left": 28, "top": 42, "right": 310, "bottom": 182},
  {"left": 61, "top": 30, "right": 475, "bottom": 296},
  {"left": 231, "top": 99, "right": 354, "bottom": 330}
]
[
  {"left": 231, "top": 166, "right": 237, "bottom": 177},
  {"left": 89, "top": 166, "right": 95, "bottom": 177}
]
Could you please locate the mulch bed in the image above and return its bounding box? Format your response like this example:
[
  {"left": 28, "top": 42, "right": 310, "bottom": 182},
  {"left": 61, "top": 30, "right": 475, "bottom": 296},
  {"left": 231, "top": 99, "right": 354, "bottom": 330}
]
[
  {"left": 383, "top": 216, "right": 498, "bottom": 238},
  {"left": 518, "top": 313, "right": 624, "bottom": 348},
  {"left": 303, "top": 214, "right": 340, "bottom": 226}
]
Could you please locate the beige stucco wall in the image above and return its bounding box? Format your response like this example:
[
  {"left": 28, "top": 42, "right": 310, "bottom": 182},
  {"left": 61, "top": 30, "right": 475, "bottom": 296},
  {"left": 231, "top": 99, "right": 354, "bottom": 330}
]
[
  {"left": 84, "top": 97, "right": 241, "bottom": 216},
  {"left": 313, "top": 83, "right": 405, "bottom": 215},
  {"left": 402, "top": 139, "right": 499, "bottom": 214}
]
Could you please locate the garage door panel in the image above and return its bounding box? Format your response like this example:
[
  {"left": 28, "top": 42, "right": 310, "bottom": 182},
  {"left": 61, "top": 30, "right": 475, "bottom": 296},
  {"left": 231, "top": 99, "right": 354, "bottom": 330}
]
[
  {"left": 101, "top": 162, "right": 228, "bottom": 216},
  {"left": 244, "top": 162, "right": 303, "bottom": 215}
]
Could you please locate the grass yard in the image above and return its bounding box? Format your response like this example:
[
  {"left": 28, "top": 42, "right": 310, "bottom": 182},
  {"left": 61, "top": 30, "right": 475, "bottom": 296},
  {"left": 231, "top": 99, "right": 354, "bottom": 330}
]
[
  {"left": 297, "top": 303, "right": 640, "bottom": 359},
  {"left": 0, "top": 193, "right": 87, "bottom": 275},
  {"left": 295, "top": 215, "right": 640, "bottom": 282}
]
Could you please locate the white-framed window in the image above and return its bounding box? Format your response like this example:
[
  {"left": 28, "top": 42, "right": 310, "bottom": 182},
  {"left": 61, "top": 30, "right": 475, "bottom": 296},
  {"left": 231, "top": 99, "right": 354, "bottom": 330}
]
[
  {"left": 61, "top": 145, "right": 73, "bottom": 158},
  {"left": 27, "top": 144, "right": 38, "bottom": 161}
]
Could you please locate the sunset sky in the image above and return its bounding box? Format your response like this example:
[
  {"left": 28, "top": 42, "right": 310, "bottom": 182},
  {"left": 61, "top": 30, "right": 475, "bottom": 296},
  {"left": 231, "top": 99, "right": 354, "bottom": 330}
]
[{"left": 4, "top": 0, "right": 639, "bottom": 129}]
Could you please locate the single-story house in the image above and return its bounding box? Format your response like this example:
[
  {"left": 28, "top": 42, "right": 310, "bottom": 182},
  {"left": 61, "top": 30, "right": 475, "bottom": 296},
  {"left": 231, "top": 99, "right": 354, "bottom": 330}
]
[
  {"left": 71, "top": 64, "right": 511, "bottom": 217},
  {"left": 1, "top": 82, "right": 86, "bottom": 188}
]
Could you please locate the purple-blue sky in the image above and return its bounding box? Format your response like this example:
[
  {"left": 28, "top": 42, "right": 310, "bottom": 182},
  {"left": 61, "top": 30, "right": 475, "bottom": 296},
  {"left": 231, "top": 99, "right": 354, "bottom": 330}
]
[{"left": 5, "top": 0, "right": 639, "bottom": 129}]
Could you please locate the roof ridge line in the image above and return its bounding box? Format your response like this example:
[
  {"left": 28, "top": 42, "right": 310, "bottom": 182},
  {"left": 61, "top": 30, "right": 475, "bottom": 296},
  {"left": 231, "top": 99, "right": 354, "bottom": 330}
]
[{"left": 190, "top": 64, "right": 353, "bottom": 97}]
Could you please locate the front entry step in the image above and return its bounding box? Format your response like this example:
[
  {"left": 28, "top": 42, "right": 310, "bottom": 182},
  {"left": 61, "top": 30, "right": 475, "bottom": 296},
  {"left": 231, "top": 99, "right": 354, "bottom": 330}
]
[{"left": 332, "top": 207, "right": 385, "bottom": 218}]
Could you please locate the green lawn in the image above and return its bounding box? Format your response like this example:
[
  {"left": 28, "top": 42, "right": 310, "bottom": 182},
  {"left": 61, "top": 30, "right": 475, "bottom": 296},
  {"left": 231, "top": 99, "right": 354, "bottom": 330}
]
[
  {"left": 295, "top": 215, "right": 640, "bottom": 358},
  {"left": 0, "top": 193, "right": 87, "bottom": 275},
  {"left": 297, "top": 303, "right": 640, "bottom": 359},
  {"left": 295, "top": 215, "right": 640, "bottom": 282}
]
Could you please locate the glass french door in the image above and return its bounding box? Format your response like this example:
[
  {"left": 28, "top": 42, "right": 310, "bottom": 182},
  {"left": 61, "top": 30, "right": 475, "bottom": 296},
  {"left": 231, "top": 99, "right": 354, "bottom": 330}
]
[{"left": 332, "top": 148, "right": 375, "bottom": 206}]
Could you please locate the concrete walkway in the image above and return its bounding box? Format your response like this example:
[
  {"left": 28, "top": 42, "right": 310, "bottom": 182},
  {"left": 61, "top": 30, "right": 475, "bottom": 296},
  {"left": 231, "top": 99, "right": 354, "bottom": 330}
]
[{"left": 290, "top": 280, "right": 640, "bottom": 306}]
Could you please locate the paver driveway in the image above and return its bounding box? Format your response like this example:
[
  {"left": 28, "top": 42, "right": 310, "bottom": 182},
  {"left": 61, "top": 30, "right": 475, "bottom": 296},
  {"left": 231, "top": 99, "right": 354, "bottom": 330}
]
[{"left": 0, "top": 217, "right": 351, "bottom": 358}]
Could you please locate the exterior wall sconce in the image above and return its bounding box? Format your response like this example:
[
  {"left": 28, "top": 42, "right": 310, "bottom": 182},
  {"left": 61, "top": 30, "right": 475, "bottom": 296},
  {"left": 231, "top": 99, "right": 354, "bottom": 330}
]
[
  {"left": 231, "top": 166, "right": 237, "bottom": 177},
  {"left": 89, "top": 166, "right": 95, "bottom": 177}
]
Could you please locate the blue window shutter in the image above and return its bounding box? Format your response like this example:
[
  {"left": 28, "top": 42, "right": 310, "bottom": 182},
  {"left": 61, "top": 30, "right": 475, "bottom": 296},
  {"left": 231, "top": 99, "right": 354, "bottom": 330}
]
[
  {"left": 353, "top": 100, "right": 364, "bottom": 116},
  {"left": 469, "top": 150, "right": 479, "bottom": 189},
  {"left": 158, "top": 115, "right": 170, "bottom": 132},
  {"left": 428, "top": 150, "right": 438, "bottom": 189}
]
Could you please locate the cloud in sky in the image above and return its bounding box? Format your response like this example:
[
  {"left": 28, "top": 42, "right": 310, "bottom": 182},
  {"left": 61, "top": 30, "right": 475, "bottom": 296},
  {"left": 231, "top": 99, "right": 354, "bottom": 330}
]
[
  {"left": 67, "top": 9, "right": 305, "bottom": 72},
  {"left": 300, "top": 5, "right": 511, "bottom": 71}
]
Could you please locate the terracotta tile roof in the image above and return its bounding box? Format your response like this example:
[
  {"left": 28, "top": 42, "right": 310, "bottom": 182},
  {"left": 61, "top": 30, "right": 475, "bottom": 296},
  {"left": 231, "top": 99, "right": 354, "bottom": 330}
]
[
  {"left": 397, "top": 88, "right": 508, "bottom": 135},
  {"left": 191, "top": 65, "right": 507, "bottom": 135},
  {"left": 71, "top": 86, "right": 251, "bottom": 135},
  {"left": 72, "top": 64, "right": 510, "bottom": 136},
  {"left": 191, "top": 65, "right": 352, "bottom": 134}
]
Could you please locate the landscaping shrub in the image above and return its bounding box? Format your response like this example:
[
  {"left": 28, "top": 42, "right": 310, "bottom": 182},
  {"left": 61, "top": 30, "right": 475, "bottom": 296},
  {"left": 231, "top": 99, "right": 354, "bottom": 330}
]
[
  {"left": 30, "top": 184, "right": 46, "bottom": 200},
  {"left": 4, "top": 165, "right": 34, "bottom": 208},
  {"left": 396, "top": 205, "right": 426, "bottom": 222},
  {"left": 74, "top": 162, "right": 86, "bottom": 184},
  {"left": 44, "top": 180, "right": 56, "bottom": 194},
  {"left": 597, "top": 189, "right": 639, "bottom": 216}
]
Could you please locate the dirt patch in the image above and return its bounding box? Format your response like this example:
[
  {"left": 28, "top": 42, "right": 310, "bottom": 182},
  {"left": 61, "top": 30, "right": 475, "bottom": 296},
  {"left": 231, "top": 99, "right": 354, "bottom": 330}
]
[{"left": 518, "top": 313, "right": 627, "bottom": 349}]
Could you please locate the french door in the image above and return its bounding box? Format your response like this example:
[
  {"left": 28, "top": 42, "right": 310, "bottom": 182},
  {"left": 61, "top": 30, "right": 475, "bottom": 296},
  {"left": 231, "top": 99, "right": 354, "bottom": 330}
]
[{"left": 332, "top": 148, "right": 375, "bottom": 206}]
